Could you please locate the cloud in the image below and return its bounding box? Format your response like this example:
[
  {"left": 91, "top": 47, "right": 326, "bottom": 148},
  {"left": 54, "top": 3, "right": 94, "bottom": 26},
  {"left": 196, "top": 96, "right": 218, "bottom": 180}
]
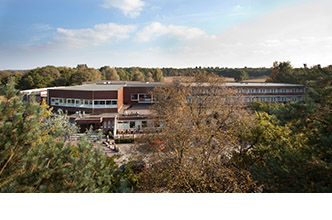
[
  {"left": 153, "top": 0, "right": 332, "bottom": 68},
  {"left": 49, "top": 22, "right": 136, "bottom": 49},
  {"left": 135, "top": 22, "right": 215, "bottom": 42},
  {"left": 102, "top": 0, "right": 145, "bottom": 18}
]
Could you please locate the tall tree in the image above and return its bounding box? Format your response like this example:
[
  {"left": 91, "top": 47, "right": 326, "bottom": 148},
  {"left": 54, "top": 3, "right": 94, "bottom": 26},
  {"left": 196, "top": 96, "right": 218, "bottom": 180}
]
[
  {"left": 145, "top": 72, "right": 154, "bottom": 82},
  {"left": 135, "top": 73, "right": 259, "bottom": 192},
  {"left": 0, "top": 79, "right": 131, "bottom": 192},
  {"left": 266, "top": 61, "right": 298, "bottom": 83},
  {"left": 100, "top": 66, "right": 120, "bottom": 81},
  {"left": 153, "top": 68, "right": 164, "bottom": 82},
  {"left": 236, "top": 112, "right": 332, "bottom": 192},
  {"left": 71, "top": 67, "right": 101, "bottom": 85},
  {"left": 133, "top": 70, "right": 145, "bottom": 81}
]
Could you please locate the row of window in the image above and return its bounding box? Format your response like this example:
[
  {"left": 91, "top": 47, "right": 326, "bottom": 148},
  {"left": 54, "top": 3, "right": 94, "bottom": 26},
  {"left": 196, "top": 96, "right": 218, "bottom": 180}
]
[
  {"left": 51, "top": 98, "right": 118, "bottom": 108},
  {"left": 245, "top": 96, "right": 304, "bottom": 102},
  {"left": 130, "top": 93, "right": 153, "bottom": 103},
  {"left": 238, "top": 88, "right": 304, "bottom": 94}
]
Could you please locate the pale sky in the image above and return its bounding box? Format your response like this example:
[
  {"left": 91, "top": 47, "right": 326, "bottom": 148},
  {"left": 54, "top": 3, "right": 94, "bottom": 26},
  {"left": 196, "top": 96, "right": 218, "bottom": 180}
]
[{"left": 0, "top": 0, "right": 331, "bottom": 69}]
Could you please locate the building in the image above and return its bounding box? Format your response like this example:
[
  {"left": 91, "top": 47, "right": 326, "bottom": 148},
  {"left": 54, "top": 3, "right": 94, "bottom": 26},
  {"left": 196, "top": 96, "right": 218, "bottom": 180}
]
[
  {"left": 47, "top": 81, "right": 160, "bottom": 134},
  {"left": 225, "top": 82, "right": 305, "bottom": 102},
  {"left": 45, "top": 81, "right": 305, "bottom": 134}
]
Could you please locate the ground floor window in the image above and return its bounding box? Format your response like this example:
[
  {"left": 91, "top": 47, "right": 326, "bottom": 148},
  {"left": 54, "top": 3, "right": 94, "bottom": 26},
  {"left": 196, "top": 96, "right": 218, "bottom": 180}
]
[{"left": 50, "top": 97, "right": 117, "bottom": 108}]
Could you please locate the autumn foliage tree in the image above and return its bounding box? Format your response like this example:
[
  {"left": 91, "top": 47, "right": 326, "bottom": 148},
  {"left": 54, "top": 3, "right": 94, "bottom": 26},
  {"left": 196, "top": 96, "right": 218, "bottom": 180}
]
[{"left": 135, "top": 73, "right": 259, "bottom": 192}]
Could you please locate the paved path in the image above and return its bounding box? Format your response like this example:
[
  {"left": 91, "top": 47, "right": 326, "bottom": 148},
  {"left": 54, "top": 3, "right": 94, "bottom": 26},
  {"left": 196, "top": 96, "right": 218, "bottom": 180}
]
[{"left": 97, "top": 143, "right": 136, "bottom": 165}]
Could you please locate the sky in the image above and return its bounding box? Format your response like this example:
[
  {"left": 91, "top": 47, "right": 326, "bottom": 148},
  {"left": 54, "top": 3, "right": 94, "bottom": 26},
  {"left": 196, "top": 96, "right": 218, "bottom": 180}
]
[{"left": 0, "top": 0, "right": 332, "bottom": 70}]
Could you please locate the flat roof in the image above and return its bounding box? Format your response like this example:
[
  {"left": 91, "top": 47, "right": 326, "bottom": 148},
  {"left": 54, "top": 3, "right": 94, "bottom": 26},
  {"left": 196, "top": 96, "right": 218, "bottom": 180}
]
[
  {"left": 49, "top": 81, "right": 161, "bottom": 91},
  {"left": 48, "top": 81, "right": 304, "bottom": 92},
  {"left": 49, "top": 84, "right": 124, "bottom": 91},
  {"left": 84, "top": 80, "right": 161, "bottom": 86},
  {"left": 123, "top": 104, "right": 152, "bottom": 116}
]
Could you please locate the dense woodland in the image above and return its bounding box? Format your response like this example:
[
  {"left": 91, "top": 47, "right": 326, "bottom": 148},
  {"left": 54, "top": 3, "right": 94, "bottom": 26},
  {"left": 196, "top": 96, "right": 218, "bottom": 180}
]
[{"left": 0, "top": 61, "right": 331, "bottom": 192}]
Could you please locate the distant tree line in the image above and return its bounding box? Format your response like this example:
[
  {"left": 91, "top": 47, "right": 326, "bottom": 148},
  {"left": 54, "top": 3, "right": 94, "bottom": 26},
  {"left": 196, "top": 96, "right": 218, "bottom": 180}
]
[
  {"left": 161, "top": 66, "right": 269, "bottom": 78},
  {"left": 0, "top": 64, "right": 165, "bottom": 91},
  {"left": 0, "top": 64, "right": 273, "bottom": 91}
]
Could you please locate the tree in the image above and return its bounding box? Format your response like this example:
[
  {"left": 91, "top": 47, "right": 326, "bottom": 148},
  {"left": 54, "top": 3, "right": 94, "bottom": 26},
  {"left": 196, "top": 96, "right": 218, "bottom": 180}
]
[
  {"left": 145, "top": 72, "right": 154, "bottom": 82},
  {"left": 135, "top": 73, "right": 259, "bottom": 192},
  {"left": 100, "top": 66, "right": 120, "bottom": 81},
  {"left": 0, "top": 79, "right": 132, "bottom": 192},
  {"left": 71, "top": 68, "right": 101, "bottom": 85},
  {"left": 133, "top": 70, "right": 145, "bottom": 81},
  {"left": 266, "top": 61, "right": 298, "bottom": 83},
  {"left": 233, "top": 69, "right": 249, "bottom": 82},
  {"left": 17, "top": 66, "right": 61, "bottom": 89},
  {"left": 117, "top": 69, "right": 130, "bottom": 81},
  {"left": 235, "top": 112, "right": 332, "bottom": 192},
  {"left": 153, "top": 68, "right": 164, "bottom": 82}
]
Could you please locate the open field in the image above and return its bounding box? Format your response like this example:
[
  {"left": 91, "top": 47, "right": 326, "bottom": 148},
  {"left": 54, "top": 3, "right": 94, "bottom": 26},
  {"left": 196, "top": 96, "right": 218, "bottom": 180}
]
[{"left": 243, "top": 76, "right": 268, "bottom": 83}]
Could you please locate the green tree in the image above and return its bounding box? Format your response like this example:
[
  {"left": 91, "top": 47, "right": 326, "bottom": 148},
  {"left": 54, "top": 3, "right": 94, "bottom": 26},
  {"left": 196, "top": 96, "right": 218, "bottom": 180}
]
[
  {"left": 133, "top": 70, "right": 145, "bottom": 81},
  {"left": 71, "top": 67, "right": 101, "bottom": 85},
  {"left": 117, "top": 69, "right": 131, "bottom": 81},
  {"left": 145, "top": 72, "right": 154, "bottom": 82},
  {"left": 0, "top": 79, "right": 132, "bottom": 192},
  {"left": 266, "top": 61, "right": 298, "bottom": 83},
  {"left": 153, "top": 68, "right": 164, "bottom": 82},
  {"left": 100, "top": 66, "right": 120, "bottom": 81},
  {"left": 233, "top": 69, "right": 249, "bottom": 82},
  {"left": 17, "top": 66, "right": 61, "bottom": 89}
]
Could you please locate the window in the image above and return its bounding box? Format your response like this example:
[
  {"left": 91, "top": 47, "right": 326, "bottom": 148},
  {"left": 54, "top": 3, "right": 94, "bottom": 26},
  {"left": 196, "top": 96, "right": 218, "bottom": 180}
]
[
  {"left": 138, "top": 94, "right": 152, "bottom": 103},
  {"left": 94, "top": 100, "right": 117, "bottom": 108},
  {"left": 84, "top": 100, "right": 90, "bottom": 106},
  {"left": 142, "top": 121, "right": 147, "bottom": 128},
  {"left": 131, "top": 94, "right": 138, "bottom": 101},
  {"left": 130, "top": 121, "right": 135, "bottom": 128}
]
